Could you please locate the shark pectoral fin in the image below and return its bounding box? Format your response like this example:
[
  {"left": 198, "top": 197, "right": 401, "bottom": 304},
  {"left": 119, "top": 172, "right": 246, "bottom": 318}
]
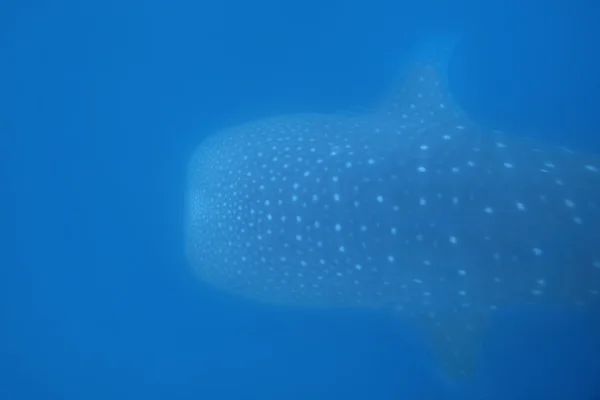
[{"left": 416, "top": 311, "right": 490, "bottom": 380}]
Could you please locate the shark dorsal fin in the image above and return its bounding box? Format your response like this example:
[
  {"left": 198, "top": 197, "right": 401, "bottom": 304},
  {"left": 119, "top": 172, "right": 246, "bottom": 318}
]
[{"left": 378, "top": 34, "right": 466, "bottom": 125}]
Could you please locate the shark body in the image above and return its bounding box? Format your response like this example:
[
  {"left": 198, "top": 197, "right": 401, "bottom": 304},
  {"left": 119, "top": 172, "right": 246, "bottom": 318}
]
[{"left": 186, "top": 39, "right": 600, "bottom": 378}]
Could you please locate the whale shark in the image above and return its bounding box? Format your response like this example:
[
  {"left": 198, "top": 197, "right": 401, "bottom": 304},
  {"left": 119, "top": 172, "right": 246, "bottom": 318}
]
[{"left": 185, "top": 37, "right": 600, "bottom": 379}]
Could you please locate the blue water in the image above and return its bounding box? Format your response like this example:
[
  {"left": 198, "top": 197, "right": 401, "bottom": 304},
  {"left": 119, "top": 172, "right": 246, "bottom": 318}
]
[{"left": 1, "top": 0, "right": 599, "bottom": 399}]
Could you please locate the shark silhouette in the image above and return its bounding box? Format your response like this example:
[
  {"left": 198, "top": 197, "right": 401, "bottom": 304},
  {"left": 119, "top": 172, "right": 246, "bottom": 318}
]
[{"left": 185, "top": 36, "right": 600, "bottom": 380}]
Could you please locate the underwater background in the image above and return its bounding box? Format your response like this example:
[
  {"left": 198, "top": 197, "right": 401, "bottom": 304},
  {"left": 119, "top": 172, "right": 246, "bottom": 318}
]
[{"left": 1, "top": 0, "right": 599, "bottom": 399}]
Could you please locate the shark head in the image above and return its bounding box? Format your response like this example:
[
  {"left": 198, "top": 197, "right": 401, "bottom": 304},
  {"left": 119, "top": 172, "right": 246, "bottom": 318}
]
[{"left": 185, "top": 35, "right": 600, "bottom": 380}]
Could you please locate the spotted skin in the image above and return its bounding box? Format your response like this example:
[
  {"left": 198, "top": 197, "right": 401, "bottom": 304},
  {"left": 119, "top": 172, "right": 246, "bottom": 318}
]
[{"left": 186, "top": 42, "right": 600, "bottom": 379}]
